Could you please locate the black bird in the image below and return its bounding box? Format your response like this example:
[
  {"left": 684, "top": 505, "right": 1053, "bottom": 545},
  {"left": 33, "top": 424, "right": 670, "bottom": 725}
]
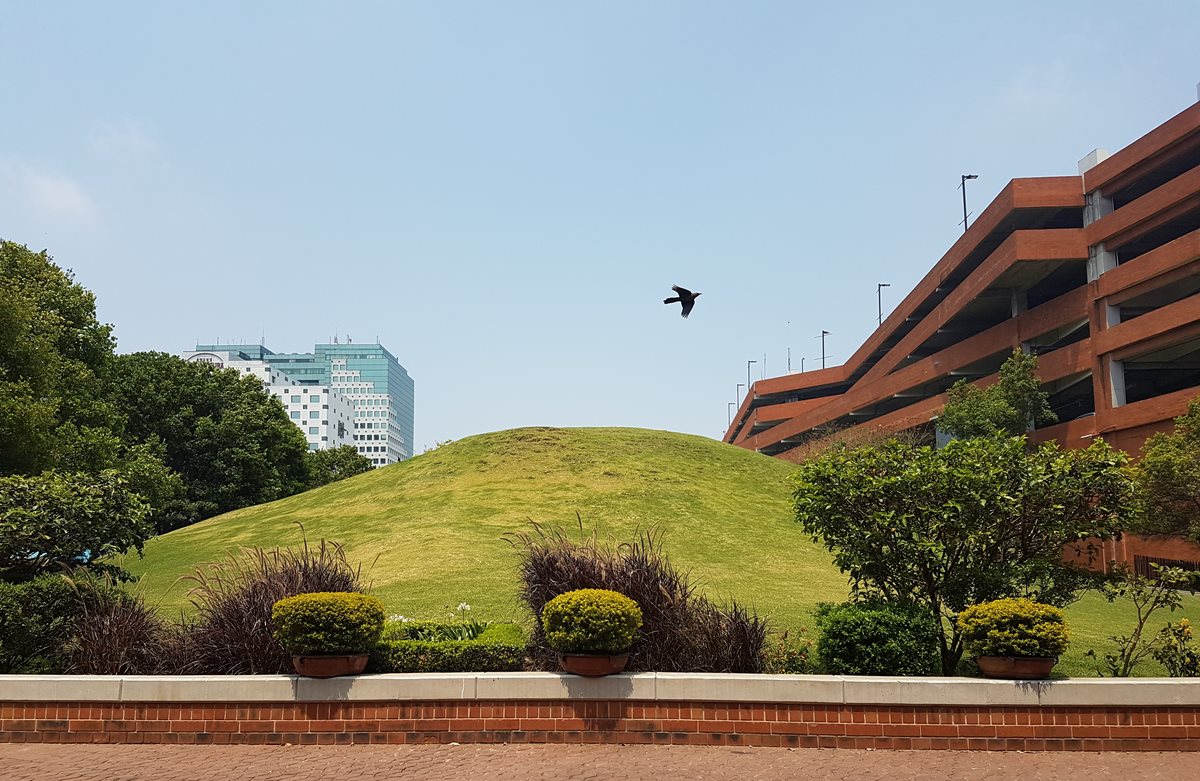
[{"left": 663, "top": 284, "right": 701, "bottom": 318}]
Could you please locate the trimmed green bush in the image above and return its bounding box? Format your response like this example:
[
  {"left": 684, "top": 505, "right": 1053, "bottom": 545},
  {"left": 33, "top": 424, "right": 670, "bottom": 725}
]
[
  {"left": 271, "top": 592, "right": 385, "bottom": 655},
  {"left": 815, "top": 601, "right": 940, "bottom": 676},
  {"left": 542, "top": 589, "right": 642, "bottom": 655},
  {"left": 368, "top": 623, "right": 525, "bottom": 673},
  {"left": 957, "top": 598, "right": 1069, "bottom": 658}
]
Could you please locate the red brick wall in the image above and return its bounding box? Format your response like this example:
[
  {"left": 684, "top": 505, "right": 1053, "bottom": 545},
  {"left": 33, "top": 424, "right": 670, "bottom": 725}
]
[{"left": 4, "top": 700, "right": 1200, "bottom": 751}]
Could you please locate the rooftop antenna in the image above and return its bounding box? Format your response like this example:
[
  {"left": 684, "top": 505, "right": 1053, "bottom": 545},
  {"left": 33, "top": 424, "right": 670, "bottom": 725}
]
[{"left": 347, "top": 335, "right": 352, "bottom": 344}]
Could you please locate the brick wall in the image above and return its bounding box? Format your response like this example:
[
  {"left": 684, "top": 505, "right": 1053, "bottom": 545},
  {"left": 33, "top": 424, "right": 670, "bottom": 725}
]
[{"left": 4, "top": 700, "right": 1200, "bottom": 751}]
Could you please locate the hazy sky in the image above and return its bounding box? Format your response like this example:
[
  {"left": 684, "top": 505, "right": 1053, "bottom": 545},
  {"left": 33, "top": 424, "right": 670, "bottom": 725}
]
[{"left": 2, "top": 2, "right": 1197, "bottom": 449}]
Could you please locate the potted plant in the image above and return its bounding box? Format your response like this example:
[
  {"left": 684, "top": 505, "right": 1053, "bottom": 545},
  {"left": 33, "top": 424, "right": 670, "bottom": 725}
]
[
  {"left": 957, "top": 597, "right": 1069, "bottom": 679},
  {"left": 542, "top": 588, "right": 643, "bottom": 676},
  {"left": 272, "top": 591, "right": 385, "bottom": 678}
]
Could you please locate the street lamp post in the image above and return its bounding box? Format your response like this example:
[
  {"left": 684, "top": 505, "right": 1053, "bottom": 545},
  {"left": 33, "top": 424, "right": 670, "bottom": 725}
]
[
  {"left": 747, "top": 360, "right": 757, "bottom": 393},
  {"left": 959, "top": 174, "right": 979, "bottom": 233},
  {"left": 727, "top": 401, "right": 736, "bottom": 427},
  {"left": 818, "top": 331, "right": 830, "bottom": 369},
  {"left": 736, "top": 383, "right": 744, "bottom": 404},
  {"left": 877, "top": 282, "right": 891, "bottom": 326}
]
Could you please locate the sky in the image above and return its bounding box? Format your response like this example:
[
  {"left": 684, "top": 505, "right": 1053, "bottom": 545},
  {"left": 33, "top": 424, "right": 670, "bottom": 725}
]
[{"left": 2, "top": 2, "right": 1197, "bottom": 450}]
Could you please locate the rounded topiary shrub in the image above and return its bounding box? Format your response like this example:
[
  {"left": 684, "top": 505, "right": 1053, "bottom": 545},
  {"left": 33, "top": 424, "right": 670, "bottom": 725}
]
[
  {"left": 271, "top": 592, "right": 385, "bottom": 655},
  {"left": 542, "top": 589, "right": 643, "bottom": 655},
  {"left": 815, "top": 601, "right": 940, "bottom": 676},
  {"left": 957, "top": 598, "right": 1068, "bottom": 659}
]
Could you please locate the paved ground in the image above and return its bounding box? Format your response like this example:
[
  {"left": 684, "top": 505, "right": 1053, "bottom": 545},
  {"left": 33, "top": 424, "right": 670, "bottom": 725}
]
[{"left": 2, "top": 744, "right": 1198, "bottom": 780}]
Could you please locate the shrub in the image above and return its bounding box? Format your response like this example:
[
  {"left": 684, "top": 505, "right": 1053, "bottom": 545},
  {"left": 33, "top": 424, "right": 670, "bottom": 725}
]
[
  {"left": 183, "top": 535, "right": 367, "bottom": 673},
  {"left": 761, "top": 629, "right": 814, "bottom": 675},
  {"left": 0, "top": 573, "right": 127, "bottom": 673},
  {"left": 542, "top": 589, "right": 642, "bottom": 655},
  {"left": 272, "top": 592, "right": 385, "bottom": 655},
  {"left": 369, "top": 623, "right": 526, "bottom": 673},
  {"left": 957, "top": 598, "right": 1069, "bottom": 659},
  {"left": 815, "top": 601, "right": 940, "bottom": 676},
  {"left": 507, "top": 522, "right": 768, "bottom": 672},
  {"left": 66, "top": 595, "right": 171, "bottom": 674},
  {"left": 1153, "top": 619, "right": 1200, "bottom": 677}
]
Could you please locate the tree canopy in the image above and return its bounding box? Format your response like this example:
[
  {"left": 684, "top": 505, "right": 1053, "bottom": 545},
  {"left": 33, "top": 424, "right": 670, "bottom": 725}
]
[
  {"left": 938, "top": 349, "right": 1057, "bottom": 439},
  {"left": 792, "top": 434, "right": 1136, "bottom": 673},
  {"left": 108, "top": 352, "right": 311, "bottom": 531},
  {"left": 1135, "top": 398, "right": 1200, "bottom": 543},
  {"left": 305, "top": 445, "right": 373, "bottom": 488}
]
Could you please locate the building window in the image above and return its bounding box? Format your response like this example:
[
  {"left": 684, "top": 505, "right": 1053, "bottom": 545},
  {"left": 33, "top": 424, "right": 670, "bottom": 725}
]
[
  {"left": 310, "top": 395, "right": 321, "bottom": 403},
  {"left": 309, "top": 411, "right": 319, "bottom": 419},
  {"left": 290, "top": 412, "right": 301, "bottom": 420},
  {"left": 291, "top": 395, "right": 301, "bottom": 403},
  {"left": 309, "top": 427, "right": 319, "bottom": 435}
]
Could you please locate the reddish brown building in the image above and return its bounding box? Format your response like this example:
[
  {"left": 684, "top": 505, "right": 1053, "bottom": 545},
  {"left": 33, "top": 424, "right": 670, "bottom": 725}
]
[
  {"left": 726, "top": 98, "right": 1200, "bottom": 460},
  {"left": 725, "top": 98, "right": 1200, "bottom": 570}
]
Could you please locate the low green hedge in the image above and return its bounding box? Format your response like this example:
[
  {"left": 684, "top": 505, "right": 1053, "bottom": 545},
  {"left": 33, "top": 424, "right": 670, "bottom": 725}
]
[{"left": 368, "top": 622, "right": 526, "bottom": 673}]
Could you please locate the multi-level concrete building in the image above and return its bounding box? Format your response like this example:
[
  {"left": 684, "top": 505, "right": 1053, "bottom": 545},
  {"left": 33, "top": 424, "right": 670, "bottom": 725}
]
[
  {"left": 185, "top": 341, "right": 415, "bottom": 466},
  {"left": 726, "top": 97, "right": 1200, "bottom": 463}
]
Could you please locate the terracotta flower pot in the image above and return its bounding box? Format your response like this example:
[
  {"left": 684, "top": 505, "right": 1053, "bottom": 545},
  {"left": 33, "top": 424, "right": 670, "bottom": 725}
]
[
  {"left": 975, "top": 655, "right": 1057, "bottom": 679},
  {"left": 291, "top": 653, "right": 369, "bottom": 678},
  {"left": 558, "top": 653, "right": 630, "bottom": 677}
]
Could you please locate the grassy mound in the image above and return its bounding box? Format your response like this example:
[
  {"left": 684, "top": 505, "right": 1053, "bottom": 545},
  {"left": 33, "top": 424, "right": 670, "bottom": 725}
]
[
  {"left": 123, "top": 426, "right": 1198, "bottom": 675},
  {"left": 124, "top": 427, "right": 849, "bottom": 626}
]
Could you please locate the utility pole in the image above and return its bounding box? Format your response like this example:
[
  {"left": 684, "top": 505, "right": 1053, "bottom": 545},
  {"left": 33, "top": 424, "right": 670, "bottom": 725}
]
[
  {"left": 960, "top": 174, "right": 979, "bottom": 232},
  {"left": 877, "top": 282, "right": 891, "bottom": 326},
  {"left": 817, "top": 331, "right": 830, "bottom": 369}
]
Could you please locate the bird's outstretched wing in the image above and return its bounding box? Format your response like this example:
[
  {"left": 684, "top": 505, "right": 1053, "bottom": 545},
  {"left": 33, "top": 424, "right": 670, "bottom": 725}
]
[
  {"left": 681, "top": 298, "right": 696, "bottom": 318},
  {"left": 672, "top": 284, "right": 693, "bottom": 297}
]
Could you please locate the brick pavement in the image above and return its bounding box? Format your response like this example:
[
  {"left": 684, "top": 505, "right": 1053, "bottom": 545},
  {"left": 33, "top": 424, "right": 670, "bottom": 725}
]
[{"left": 2, "top": 744, "right": 1197, "bottom": 780}]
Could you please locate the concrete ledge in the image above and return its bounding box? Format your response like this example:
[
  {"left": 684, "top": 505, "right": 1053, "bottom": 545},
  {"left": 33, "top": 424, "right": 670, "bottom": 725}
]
[
  {"left": 476, "top": 672, "right": 656, "bottom": 700},
  {"left": 3, "top": 673, "right": 1200, "bottom": 706}
]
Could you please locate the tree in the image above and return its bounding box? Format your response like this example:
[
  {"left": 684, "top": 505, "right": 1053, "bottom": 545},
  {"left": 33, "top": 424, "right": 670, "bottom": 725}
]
[
  {"left": 108, "top": 352, "right": 310, "bottom": 531},
  {"left": 0, "top": 471, "right": 152, "bottom": 581},
  {"left": 0, "top": 241, "right": 122, "bottom": 475},
  {"left": 1135, "top": 398, "right": 1200, "bottom": 542},
  {"left": 792, "top": 435, "right": 1136, "bottom": 673},
  {"left": 938, "top": 349, "right": 1057, "bottom": 439},
  {"left": 305, "top": 445, "right": 373, "bottom": 488}
]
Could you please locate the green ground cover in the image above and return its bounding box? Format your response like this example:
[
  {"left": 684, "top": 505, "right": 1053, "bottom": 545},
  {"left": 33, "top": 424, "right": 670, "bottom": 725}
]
[{"left": 120, "top": 426, "right": 1198, "bottom": 676}]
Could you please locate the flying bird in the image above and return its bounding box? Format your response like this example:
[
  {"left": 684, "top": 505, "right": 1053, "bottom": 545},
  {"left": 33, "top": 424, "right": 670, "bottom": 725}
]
[{"left": 663, "top": 284, "right": 701, "bottom": 319}]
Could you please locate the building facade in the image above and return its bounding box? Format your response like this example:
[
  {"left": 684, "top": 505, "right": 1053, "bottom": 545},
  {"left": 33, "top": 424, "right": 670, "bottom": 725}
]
[
  {"left": 726, "top": 97, "right": 1200, "bottom": 460},
  {"left": 185, "top": 342, "right": 415, "bottom": 467}
]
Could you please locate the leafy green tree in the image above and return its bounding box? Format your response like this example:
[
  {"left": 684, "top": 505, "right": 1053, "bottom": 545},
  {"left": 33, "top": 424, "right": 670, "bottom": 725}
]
[
  {"left": 0, "top": 241, "right": 123, "bottom": 475},
  {"left": 0, "top": 471, "right": 152, "bottom": 581},
  {"left": 792, "top": 435, "right": 1135, "bottom": 673},
  {"left": 1135, "top": 398, "right": 1200, "bottom": 542},
  {"left": 109, "top": 352, "right": 310, "bottom": 531},
  {"left": 305, "top": 445, "right": 373, "bottom": 488},
  {"left": 938, "top": 349, "right": 1057, "bottom": 439}
]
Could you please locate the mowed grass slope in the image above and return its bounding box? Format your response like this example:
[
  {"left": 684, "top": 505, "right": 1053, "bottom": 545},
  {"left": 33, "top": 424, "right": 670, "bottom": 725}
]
[
  {"left": 125, "top": 427, "right": 850, "bottom": 625},
  {"left": 124, "top": 425, "right": 1199, "bottom": 675}
]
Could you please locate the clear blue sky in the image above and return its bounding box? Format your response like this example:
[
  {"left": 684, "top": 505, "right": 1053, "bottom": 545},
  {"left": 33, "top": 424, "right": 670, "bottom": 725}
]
[{"left": 2, "top": 2, "right": 1196, "bottom": 449}]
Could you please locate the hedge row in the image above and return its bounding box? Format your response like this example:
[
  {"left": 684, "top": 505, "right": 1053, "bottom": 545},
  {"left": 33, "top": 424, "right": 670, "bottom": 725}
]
[{"left": 367, "top": 623, "right": 525, "bottom": 673}]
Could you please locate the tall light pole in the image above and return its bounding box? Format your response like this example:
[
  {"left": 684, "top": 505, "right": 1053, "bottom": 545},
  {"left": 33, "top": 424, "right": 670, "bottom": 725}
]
[
  {"left": 727, "top": 401, "right": 736, "bottom": 427},
  {"left": 877, "top": 282, "right": 891, "bottom": 326},
  {"left": 817, "top": 331, "right": 830, "bottom": 369},
  {"left": 747, "top": 360, "right": 757, "bottom": 393},
  {"left": 959, "top": 174, "right": 979, "bottom": 233},
  {"left": 736, "top": 383, "right": 744, "bottom": 404}
]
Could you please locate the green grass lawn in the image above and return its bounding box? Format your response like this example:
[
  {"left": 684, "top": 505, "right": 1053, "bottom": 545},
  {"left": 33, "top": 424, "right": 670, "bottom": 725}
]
[{"left": 121, "top": 426, "right": 1198, "bottom": 676}]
